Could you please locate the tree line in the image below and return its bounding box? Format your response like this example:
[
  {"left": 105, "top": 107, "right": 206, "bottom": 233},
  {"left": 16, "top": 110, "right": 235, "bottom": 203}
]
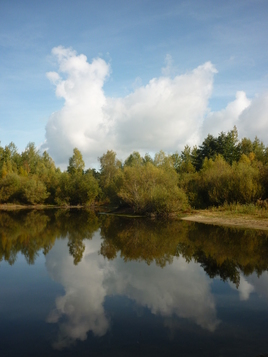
[{"left": 1, "top": 126, "right": 268, "bottom": 214}]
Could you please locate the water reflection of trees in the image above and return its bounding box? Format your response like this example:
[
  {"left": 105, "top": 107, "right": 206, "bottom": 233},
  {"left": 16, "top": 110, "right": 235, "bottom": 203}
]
[
  {"left": 0, "top": 209, "right": 99, "bottom": 265},
  {"left": 99, "top": 217, "right": 268, "bottom": 287},
  {"left": 99, "top": 216, "right": 188, "bottom": 267},
  {"left": 184, "top": 224, "right": 268, "bottom": 287},
  {"left": 2, "top": 210, "right": 268, "bottom": 287}
]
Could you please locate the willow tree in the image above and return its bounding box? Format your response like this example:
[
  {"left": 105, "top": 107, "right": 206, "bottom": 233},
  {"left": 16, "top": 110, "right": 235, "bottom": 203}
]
[{"left": 118, "top": 162, "right": 188, "bottom": 215}]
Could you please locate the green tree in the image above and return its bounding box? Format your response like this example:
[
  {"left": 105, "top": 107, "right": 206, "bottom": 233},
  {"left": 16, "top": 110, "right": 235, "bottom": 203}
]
[
  {"left": 252, "top": 137, "right": 267, "bottom": 163},
  {"left": 55, "top": 172, "right": 71, "bottom": 205},
  {"left": 178, "top": 145, "right": 196, "bottom": 174},
  {"left": 260, "top": 164, "right": 268, "bottom": 199},
  {"left": 21, "top": 177, "right": 50, "bottom": 204},
  {"left": 118, "top": 162, "right": 188, "bottom": 215},
  {"left": 154, "top": 150, "right": 174, "bottom": 170},
  {"left": 1, "top": 161, "right": 8, "bottom": 178},
  {"left": 194, "top": 127, "right": 240, "bottom": 170},
  {"left": 38, "top": 152, "right": 59, "bottom": 204},
  {"left": 195, "top": 134, "right": 218, "bottom": 170},
  {"left": 124, "top": 151, "right": 143, "bottom": 167},
  {"left": 143, "top": 153, "right": 154, "bottom": 165},
  {"left": 0, "top": 173, "right": 21, "bottom": 203},
  {"left": 67, "top": 148, "right": 85, "bottom": 175},
  {"left": 21, "top": 143, "right": 40, "bottom": 175},
  {"left": 0, "top": 142, "right": 19, "bottom": 174},
  {"left": 68, "top": 171, "right": 100, "bottom": 205},
  {"left": 231, "top": 159, "right": 262, "bottom": 204},
  {"left": 217, "top": 126, "right": 240, "bottom": 164},
  {"left": 98, "top": 150, "right": 122, "bottom": 202},
  {"left": 239, "top": 137, "right": 253, "bottom": 156},
  {"left": 187, "top": 154, "right": 263, "bottom": 207},
  {"left": 199, "top": 155, "right": 233, "bottom": 206}
]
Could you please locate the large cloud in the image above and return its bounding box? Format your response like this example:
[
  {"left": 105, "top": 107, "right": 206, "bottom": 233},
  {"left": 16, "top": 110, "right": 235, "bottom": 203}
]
[
  {"left": 43, "top": 46, "right": 216, "bottom": 168},
  {"left": 43, "top": 46, "right": 268, "bottom": 169}
]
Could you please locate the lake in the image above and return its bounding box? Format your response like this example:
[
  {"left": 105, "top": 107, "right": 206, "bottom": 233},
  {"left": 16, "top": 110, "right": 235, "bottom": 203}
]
[{"left": 1, "top": 209, "right": 268, "bottom": 356}]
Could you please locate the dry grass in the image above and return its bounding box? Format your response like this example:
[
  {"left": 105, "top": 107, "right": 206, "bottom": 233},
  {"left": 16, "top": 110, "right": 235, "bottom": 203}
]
[
  {"left": 210, "top": 202, "right": 268, "bottom": 218},
  {"left": 181, "top": 203, "right": 268, "bottom": 231}
]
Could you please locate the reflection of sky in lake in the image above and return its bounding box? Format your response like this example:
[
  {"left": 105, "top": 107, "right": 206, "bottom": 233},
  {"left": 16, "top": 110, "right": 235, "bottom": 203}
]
[
  {"left": 46, "top": 233, "right": 110, "bottom": 348},
  {"left": 2, "top": 224, "right": 268, "bottom": 356},
  {"left": 231, "top": 271, "right": 268, "bottom": 302},
  {"left": 45, "top": 231, "right": 220, "bottom": 348},
  {"left": 0, "top": 253, "right": 63, "bottom": 321}
]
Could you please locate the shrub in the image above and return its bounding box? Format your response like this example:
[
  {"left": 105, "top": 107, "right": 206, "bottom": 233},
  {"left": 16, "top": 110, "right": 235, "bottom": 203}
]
[{"left": 118, "top": 163, "right": 188, "bottom": 215}]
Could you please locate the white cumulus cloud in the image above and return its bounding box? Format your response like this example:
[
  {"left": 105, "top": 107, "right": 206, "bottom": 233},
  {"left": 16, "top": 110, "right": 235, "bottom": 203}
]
[
  {"left": 43, "top": 47, "right": 216, "bottom": 168},
  {"left": 43, "top": 46, "right": 268, "bottom": 168}
]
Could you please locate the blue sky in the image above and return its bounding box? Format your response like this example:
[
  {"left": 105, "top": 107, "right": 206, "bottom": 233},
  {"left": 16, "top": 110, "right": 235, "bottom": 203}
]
[{"left": 1, "top": 0, "right": 268, "bottom": 167}]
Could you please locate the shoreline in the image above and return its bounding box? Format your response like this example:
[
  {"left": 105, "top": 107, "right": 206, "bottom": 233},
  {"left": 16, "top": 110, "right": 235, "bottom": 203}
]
[
  {"left": 0, "top": 204, "right": 85, "bottom": 210},
  {"left": 181, "top": 212, "right": 268, "bottom": 231},
  {"left": 1, "top": 204, "right": 268, "bottom": 231}
]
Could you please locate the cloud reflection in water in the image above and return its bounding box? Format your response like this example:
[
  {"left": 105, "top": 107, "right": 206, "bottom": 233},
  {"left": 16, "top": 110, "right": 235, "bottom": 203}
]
[{"left": 46, "top": 231, "right": 219, "bottom": 349}]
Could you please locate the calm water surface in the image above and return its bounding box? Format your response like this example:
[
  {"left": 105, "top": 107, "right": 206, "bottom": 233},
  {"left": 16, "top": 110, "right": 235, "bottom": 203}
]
[{"left": 1, "top": 209, "right": 268, "bottom": 356}]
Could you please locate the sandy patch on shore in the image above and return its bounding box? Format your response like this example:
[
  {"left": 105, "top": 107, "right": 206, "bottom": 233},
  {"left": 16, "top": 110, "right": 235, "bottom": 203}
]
[{"left": 181, "top": 214, "right": 268, "bottom": 231}]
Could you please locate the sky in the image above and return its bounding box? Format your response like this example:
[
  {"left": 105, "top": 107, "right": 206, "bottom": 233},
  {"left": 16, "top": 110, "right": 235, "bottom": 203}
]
[{"left": 1, "top": 0, "right": 268, "bottom": 168}]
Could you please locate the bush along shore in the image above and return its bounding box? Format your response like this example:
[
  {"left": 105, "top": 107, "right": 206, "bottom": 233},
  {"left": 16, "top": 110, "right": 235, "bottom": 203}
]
[{"left": 1, "top": 127, "right": 268, "bottom": 220}]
